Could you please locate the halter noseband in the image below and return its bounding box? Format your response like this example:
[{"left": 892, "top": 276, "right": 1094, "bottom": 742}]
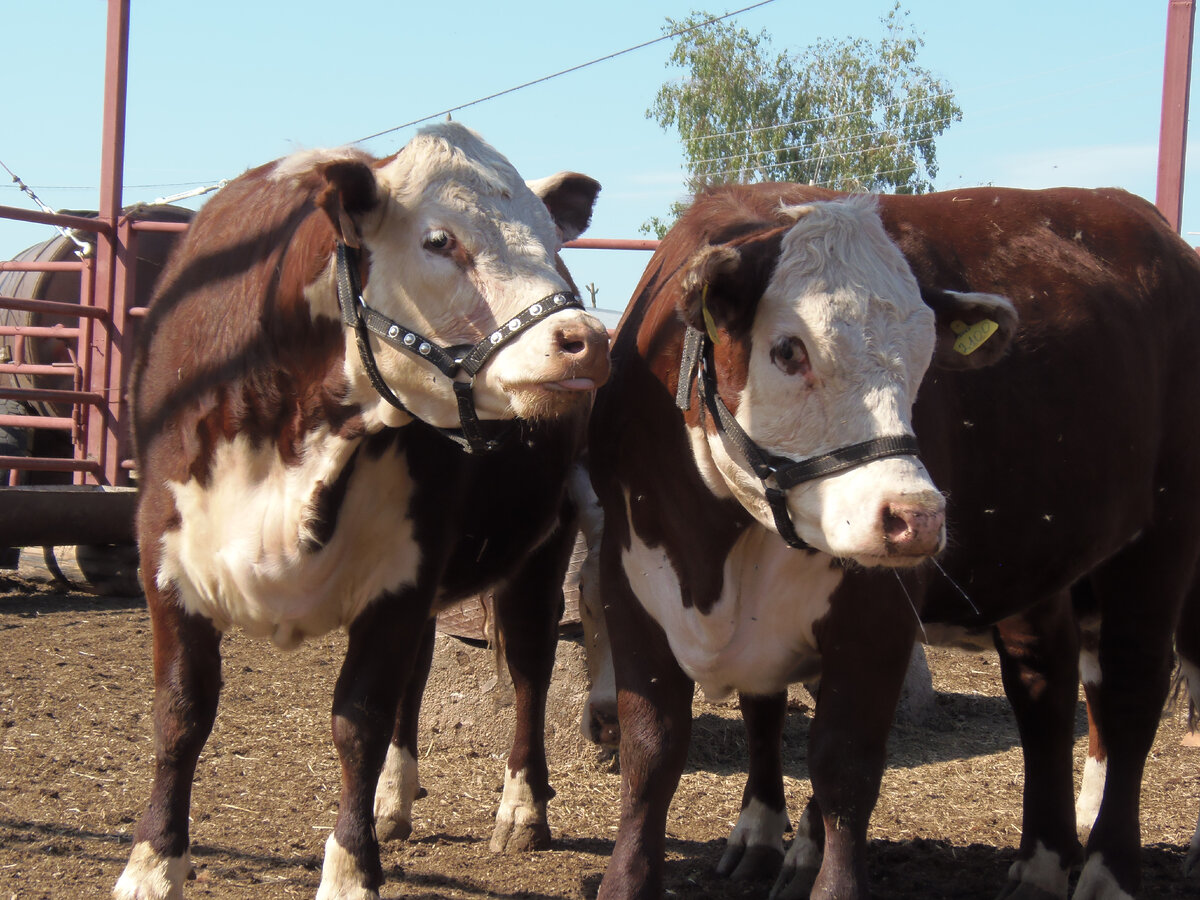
[
  {"left": 676, "top": 325, "right": 921, "bottom": 551},
  {"left": 336, "top": 242, "right": 585, "bottom": 453}
]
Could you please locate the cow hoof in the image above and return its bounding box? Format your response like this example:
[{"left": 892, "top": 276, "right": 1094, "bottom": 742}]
[
  {"left": 113, "top": 843, "right": 191, "bottom": 900},
  {"left": 768, "top": 863, "right": 817, "bottom": 900},
  {"left": 1070, "top": 854, "right": 1134, "bottom": 900},
  {"left": 1186, "top": 844, "right": 1200, "bottom": 881},
  {"left": 716, "top": 842, "right": 783, "bottom": 881},
  {"left": 489, "top": 819, "right": 551, "bottom": 853},
  {"left": 374, "top": 813, "right": 412, "bottom": 843}
]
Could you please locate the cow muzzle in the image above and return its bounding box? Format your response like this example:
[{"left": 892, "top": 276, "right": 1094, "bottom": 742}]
[{"left": 336, "top": 243, "right": 597, "bottom": 452}]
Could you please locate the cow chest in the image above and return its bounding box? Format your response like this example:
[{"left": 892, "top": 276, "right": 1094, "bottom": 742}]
[{"left": 154, "top": 420, "right": 575, "bottom": 648}]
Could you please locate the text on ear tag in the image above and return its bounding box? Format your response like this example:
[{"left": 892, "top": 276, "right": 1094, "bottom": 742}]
[{"left": 951, "top": 319, "right": 1000, "bottom": 356}]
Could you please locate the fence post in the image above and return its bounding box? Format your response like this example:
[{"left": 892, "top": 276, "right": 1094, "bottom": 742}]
[
  {"left": 88, "top": 0, "right": 130, "bottom": 485},
  {"left": 1156, "top": 0, "right": 1195, "bottom": 232}
]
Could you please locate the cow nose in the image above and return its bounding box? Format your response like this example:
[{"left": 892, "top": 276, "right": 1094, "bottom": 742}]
[
  {"left": 553, "top": 319, "right": 611, "bottom": 383},
  {"left": 555, "top": 319, "right": 607, "bottom": 356},
  {"left": 882, "top": 499, "right": 946, "bottom": 556}
]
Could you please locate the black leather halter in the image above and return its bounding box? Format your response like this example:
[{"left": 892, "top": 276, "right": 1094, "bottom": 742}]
[
  {"left": 335, "top": 242, "right": 585, "bottom": 453},
  {"left": 676, "top": 325, "right": 921, "bottom": 551}
]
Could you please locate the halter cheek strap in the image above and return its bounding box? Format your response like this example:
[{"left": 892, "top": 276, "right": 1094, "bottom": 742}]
[
  {"left": 336, "top": 243, "right": 584, "bottom": 453},
  {"left": 677, "top": 325, "right": 921, "bottom": 551}
]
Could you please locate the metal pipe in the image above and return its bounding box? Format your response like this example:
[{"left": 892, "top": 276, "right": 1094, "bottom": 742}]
[
  {"left": 130, "top": 219, "right": 189, "bottom": 233},
  {"left": 0, "top": 457, "right": 98, "bottom": 473},
  {"left": 0, "top": 205, "right": 110, "bottom": 234},
  {"left": 0, "top": 414, "right": 72, "bottom": 431},
  {"left": 563, "top": 238, "right": 660, "bottom": 251},
  {"left": 89, "top": 0, "right": 131, "bottom": 487},
  {"left": 1156, "top": 0, "right": 1195, "bottom": 231},
  {"left": 0, "top": 261, "right": 86, "bottom": 273},
  {"left": 0, "top": 364, "right": 80, "bottom": 377},
  {"left": 0, "top": 296, "right": 108, "bottom": 318},
  {"left": 0, "top": 326, "right": 83, "bottom": 339},
  {"left": 0, "top": 387, "right": 104, "bottom": 405}
]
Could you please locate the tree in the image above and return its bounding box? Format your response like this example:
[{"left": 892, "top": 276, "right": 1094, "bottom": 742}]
[{"left": 645, "top": 3, "right": 961, "bottom": 235}]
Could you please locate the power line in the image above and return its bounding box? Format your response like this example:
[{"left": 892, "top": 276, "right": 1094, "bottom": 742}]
[
  {"left": 351, "top": 0, "right": 780, "bottom": 146},
  {"left": 690, "top": 113, "right": 961, "bottom": 169}
]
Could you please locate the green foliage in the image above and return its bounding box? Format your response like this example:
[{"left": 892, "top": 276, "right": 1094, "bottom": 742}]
[{"left": 645, "top": 3, "right": 962, "bottom": 236}]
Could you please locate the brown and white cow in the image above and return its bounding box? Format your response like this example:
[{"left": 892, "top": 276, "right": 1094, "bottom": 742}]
[
  {"left": 587, "top": 183, "right": 1200, "bottom": 899},
  {"left": 113, "top": 122, "right": 608, "bottom": 900}
]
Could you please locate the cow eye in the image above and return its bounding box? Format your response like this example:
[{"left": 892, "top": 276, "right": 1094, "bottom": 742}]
[
  {"left": 771, "top": 336, "right": 811, "bottom": 377},
  {"left": 423, "top": 229, "right": 455, "bottom": 254}
]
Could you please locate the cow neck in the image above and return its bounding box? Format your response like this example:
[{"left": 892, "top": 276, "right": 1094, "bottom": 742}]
[
  {"left": 335, "top": 242, "right": 583, "bottom": 454},
  {"left": 675, "top": 325, "right": 921, "bottom": 551}
]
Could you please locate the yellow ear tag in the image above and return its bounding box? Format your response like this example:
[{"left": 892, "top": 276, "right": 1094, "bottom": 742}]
[
  {"left": 701, "top": 288, "right": 721, "bottom": 345},
  {"left": 951, "top": 318, "right": 1000, "bottom": 356}
]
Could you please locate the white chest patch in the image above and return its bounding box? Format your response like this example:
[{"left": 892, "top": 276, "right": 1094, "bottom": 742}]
[
  {"left": 619, "top": 490, "right": 841, "bottom": 699},
  {"left": 158, "top": 429, "right": 419, "bottom": 647}
]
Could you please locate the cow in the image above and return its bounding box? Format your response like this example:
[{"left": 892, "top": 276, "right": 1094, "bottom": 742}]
[
  {"left": 586, "top": 182, "right": 1200, "bottom": 900},
  {"left": 112, "top": 122, "right": 609, "bottom": 900}
]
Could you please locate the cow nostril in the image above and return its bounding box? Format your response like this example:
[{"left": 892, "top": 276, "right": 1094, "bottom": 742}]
[
  {"left": 883, "top": 507, "right": 912, "bottom": 542},
  {"left": 561, "top": 338, "right": 586, "bottom": 355}
]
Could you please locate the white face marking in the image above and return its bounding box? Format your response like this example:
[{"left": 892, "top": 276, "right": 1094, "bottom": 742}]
[
  {"left": 693, "top": 198, "right": 945, "bottom": 565},
  {"left": 315, "top": 833, "right": 376, "bottom": 900},
  {"left": 336, "top": 124, "right": 605, "bottom": 429},
  {"left": 159, "top": 429, "right": 419, "bottom": 645},
  {"left": 620, "top": 489, "right": 841, "bottom": 699},
  {"left": 113, "top": 842, "right": 189, "bottom": 900},
  {"left": 1005, "top": 841, "right": 1070, "bottom": 897}
]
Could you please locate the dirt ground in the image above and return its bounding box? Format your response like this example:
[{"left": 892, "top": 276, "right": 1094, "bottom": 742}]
[{"left": 1, "top": 551, "right": 1197, "bottom": 900}]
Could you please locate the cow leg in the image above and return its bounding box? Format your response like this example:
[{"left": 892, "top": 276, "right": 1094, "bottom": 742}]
[
  {"left": 114, "top": 591, "right": 222, "bottom": 900},
  {"left": 373, "top": 617, "right": 435, "bottom": 842},
  {"left": 571, "top": 462, "right": 619, "bottom": 748},
  {"left": 488, "top": 518, "right": 574, "bottom": 853},
  {"left": 804, "top": 570, "right": 917, "bottom": 900},
  {"left": 717, "top": 691, "right": 789, "bottom": 882},
  {"left": 993, "top": 593, "right": 1082, "bottom": 900},
  {"left": 1074, "top": 611, "right": 1105, "bottom": 839},
  {"left": 1176, "top": 577, "right": 1200, "bottom": 882},
  {"left": 1071, "top": 539, "right": 1188, "bottom": 900},
  {"left": 595, "top": 582, "right": 693, "bottom": 900},
  {"left": 318, "top": 595, "right": 430, "bottom": 900}
]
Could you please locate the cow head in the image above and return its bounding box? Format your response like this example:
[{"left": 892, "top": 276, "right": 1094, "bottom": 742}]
[
  {"left": 300, "top": 123, "right": 609, "bottom": 432},
  {"left": 677, "top": 196, "right": 1016, "bottom": 567}
]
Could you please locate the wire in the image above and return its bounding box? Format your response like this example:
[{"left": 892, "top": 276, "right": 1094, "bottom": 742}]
[
  {"left": 350, "top": 0, "right": 780, "bottom": 146},
  {"left": 0, "top": 157, "right": 92, "bottom": 257}
]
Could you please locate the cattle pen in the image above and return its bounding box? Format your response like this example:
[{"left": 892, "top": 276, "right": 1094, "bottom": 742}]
[{"left": 1, "top": 3, "right": 1199, "bottom": 900}]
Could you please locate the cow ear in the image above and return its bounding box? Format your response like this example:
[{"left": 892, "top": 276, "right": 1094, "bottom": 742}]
[
  {"left": 922, "top": 287, "right": 1019, "bottom": 369},
  {"left": 527, "top": 172, "right": 602, "bottom": 243},
  {"left": 316, "top": 160, "right": 379, "bottom": 249},
  {"left": 678, "top": 226, "right": 787, "bottom": 338}
]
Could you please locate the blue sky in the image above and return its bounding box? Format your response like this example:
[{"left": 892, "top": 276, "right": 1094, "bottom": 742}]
[{"left": 0, "top": 1, "right": 1191, "bottom": 315}]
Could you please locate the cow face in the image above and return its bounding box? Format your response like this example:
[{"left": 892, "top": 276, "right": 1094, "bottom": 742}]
[
  {"left": 679, "top": 197, "right": 1013, "bottom": 567},
  {"left": 312, "top": 123, "right": 609, "bottom": 430}
]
